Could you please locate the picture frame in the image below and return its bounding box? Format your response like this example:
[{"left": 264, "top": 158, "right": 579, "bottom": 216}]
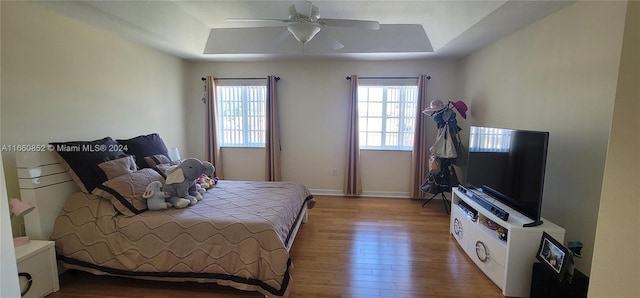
[{"left": 536, "top": 232, "right": 572, "bottom": 282}]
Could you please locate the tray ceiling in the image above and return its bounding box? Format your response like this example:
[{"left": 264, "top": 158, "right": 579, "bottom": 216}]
[{"left": 35, "top": 0, "right": 573, "bottom": 61}]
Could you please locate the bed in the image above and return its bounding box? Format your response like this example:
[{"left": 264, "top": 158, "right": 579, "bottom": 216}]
[{"left": 16, "top": 135, "right": 314, "bottom": 297}]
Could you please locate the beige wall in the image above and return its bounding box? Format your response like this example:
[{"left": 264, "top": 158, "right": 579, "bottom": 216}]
[
  {"left": 1, "top": 1, "right": 188, "bottom": 234},
  {"left": 0, "top": 1, "right": 22, "bottom": 295},
  {"left": 185, "top": 59, "right": 460, "bottom": 196},
  {"left": 459, "top": 1, "right": 627, "bottom": 275},
  {"left": 3, "top": 0, "right": 637, "bottom": 293},
  {"left": 590, "top": 1, "right": 639, "bottom": 297}
]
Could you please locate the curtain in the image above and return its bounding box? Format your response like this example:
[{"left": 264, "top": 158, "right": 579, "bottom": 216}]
[
  {"left": 344, "top": 75, "right": 362, "bottom": 196},
  {"left": 265, "top": 76, "right": 281, "bottom": 181},
  {"left": 409, "top": 75, "right": 430, "bottom": 198},
  {"left": 204, "top": 76, "right": 224, "bottom": 179}
]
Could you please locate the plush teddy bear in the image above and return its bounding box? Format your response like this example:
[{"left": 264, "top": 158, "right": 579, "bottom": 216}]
[
  {"left": 142, "top": 181, "right": 173, "bottom": 210},
  {"left": 162, "top": 158, "right": 215, "bottom": 208},
  {"left": 196, "top": 174, "right": 217, "bottom": 189}
]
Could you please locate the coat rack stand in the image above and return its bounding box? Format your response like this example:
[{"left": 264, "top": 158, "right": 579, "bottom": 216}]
[
  {"left": 420, "top": 158, "right": 458, "bottom": 215},
  {"left": 420, "top": 99, "right": 467, "bottom": 216},
  {"left": 421, "top": 191, "right": 450, "bottom": 214}
]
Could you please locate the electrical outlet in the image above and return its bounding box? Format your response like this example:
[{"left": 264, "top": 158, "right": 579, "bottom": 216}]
[{"left": 331, "top": 168, "right": 337, "bottom": 176}]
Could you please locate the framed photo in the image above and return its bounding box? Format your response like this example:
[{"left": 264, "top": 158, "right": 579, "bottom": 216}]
[{"left": 536, "top": 232, "right": 571, "bottom": 281}]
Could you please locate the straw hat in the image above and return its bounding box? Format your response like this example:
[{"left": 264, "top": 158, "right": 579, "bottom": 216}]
[{"left": 422, "top": 100, "right": 447, "bottom": 115}]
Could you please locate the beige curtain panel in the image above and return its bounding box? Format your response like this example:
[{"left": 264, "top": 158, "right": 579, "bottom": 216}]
[
  {"left": 344, "top": 75, "right": 362, "bottom": 196},
  {"left": 204, "top": 76, "right": 224, "bottom": 179},
  {"left": 409, "top": 75, "right": 431, "bottom": 198},
  {"left": 265, "top": 75, "right": 282, "bottom": 181}
]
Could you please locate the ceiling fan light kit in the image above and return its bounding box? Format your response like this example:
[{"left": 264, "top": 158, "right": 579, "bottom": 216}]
[
  {"left": 287, "top": 23, "right": 321, "bottom": 44},
  {"left": 226, "top": 0, "right": 379, "bottom": 46}
]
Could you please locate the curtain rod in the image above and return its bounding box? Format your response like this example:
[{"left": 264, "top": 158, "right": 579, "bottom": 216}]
[
  {"left": 345, "top": 75, "right": 430, "bottom": 80},
  {"left": 201, "top": 77, "right": 280, "bottom": 81}
]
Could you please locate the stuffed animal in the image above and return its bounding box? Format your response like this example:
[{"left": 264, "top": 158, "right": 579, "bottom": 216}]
[
  {"left": 196, "top": 174, "right": 217, "bottom": 189},
  {"left": 194, "top": 184, "right": 206, "bottom": 201},
  {"left": 162, "top": 158, "right": 215, "bottom": 208},
  {"left": 142, "top": 181, "right": 173, "bottom": 210}
]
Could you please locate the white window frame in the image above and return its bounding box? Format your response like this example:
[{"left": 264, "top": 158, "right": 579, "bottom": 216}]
[
  {"left": 357, "top": 78, "right": 418, "bottom": 151},
  {"left": 216, "top": 79, "right": 267, "bottom": 148},
  {"left": 468, "top": 126, "right": 513, "bottom": 153}
]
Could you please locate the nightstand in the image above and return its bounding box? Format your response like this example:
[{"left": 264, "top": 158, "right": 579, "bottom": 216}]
[{"left": 15, "top": 240, "right": 59, "bottom": 298}]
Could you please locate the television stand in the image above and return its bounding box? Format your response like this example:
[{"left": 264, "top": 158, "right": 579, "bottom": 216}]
[
  {"left": 468, "top": 190, "right": 509, "bottom": 221},
  {"left": 450, "top": 187, "right": 565, "bottom": 297}
]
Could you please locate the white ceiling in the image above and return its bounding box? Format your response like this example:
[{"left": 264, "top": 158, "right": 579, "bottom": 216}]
[{"left": 35, "top": 0, "right": 574, "bottom": 62}]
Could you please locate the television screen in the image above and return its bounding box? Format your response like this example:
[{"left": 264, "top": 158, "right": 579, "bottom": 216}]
[{"left": 465, "top": 126, "right": 549, "bottom": 224}]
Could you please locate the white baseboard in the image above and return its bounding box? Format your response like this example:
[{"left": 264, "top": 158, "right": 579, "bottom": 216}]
[
  {"left": 309, "top": 189, "right": 411, "bottom": 198},
  {"left": 309, "top": 189, "right": 344, "bottom": 196},
  {"left": 362, "top": 191, "right": 411, "bottom": 198}
]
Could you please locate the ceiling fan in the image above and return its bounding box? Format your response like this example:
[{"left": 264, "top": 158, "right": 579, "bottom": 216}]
[{"left": 226, "top": 1, "right": 380, "bottom": 49}]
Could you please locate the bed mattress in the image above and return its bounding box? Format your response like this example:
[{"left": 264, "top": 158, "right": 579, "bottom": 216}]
[{"left": 51, "top": 180, "right": 314, "bottom": 296}]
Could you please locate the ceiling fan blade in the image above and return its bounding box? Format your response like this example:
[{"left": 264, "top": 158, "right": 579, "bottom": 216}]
[
  {"left": 264, "top": 29, "right": 295, "bottom": 52},
  {"left": 314, "top": 31, "right": 344, "bottom": 50},
  {"left": 319, "top": 18, "right": 380, "bottom": 30},
  {"left": 226, "top": 17, "right": 288, "bottom": 24},
  {"left": 293, "top": 0, "right": 313, "bottom": 17},
  {"left": 273, "top": 29, "right": 293, "bottom": 45}
]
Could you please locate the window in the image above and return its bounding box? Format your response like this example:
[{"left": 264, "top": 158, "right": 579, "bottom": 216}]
[
  {"left": 468, "top": 126, "right": 512, "bottom": 152},
  {"left": 216, "top": 80, "right": 266, "bottom": 147},
  {"left": 358, "top": 79, "right": 418, "bottom": 150}
]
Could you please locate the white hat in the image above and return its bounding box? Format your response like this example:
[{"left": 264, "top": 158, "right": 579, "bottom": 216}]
[{"left": 422, "top": 100, "right": 447, "bottom": 115}]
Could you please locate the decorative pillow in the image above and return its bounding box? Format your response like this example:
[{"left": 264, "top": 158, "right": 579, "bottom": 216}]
[
  {"left": 50, "top": 137, "right": 127, "bottom": 193},
  {"left": 116, "top": 133, "right": 169, "bottom": 169},
  {"left": 150, "top": 160, "right": 185, "bottom": 178},
  {"left": 151, "top": 163, "right": 171, "bottom": 177},
  {"left": 92, "top": 168, "right": 164, "bottom": 217},
  {"left": 144, "top": 154, "right": 171, "bottom": 167},
  {"left": 96, "top": 155, "right": 137, "bottom": 181}
]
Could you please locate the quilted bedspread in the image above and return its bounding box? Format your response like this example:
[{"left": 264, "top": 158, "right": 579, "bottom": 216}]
[{"left": 51, "top": 180, "right": 314, "bottom": 296}]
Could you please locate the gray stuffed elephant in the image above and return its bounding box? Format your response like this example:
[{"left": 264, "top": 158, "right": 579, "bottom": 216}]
[{"left": 162, "top": 158, "right": 215, "bottom": 208}]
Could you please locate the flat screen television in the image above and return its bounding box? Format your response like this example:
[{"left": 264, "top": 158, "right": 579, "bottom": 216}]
[{"left": 465, "top": 126, "right": 549, "bottom": 226}]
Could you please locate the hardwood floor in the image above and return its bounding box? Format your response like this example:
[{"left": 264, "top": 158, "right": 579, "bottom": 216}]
[{"left": 48, "top": 196, "right": 504, "bottom": 298}]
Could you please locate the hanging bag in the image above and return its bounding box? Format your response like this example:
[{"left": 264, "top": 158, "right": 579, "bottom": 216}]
[
  {"left": 430, "top": 124, "right": 458, "bottom": 158},
  {"left": 453, "top": 131, "right": 468, "bottom": 166},
  {"left": 421, "top": 174, "right": 439, "bottom": 194},
  {"left": 428, "top": 154, "right": 441, "bottom": 174},
  {"left": 430, "top": 127, "right": 446, "bottom": 156}
]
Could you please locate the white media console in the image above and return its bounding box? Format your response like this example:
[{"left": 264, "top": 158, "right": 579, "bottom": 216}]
[{"left": 449, "top": 187, "right": 565, "bottom": 297}]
